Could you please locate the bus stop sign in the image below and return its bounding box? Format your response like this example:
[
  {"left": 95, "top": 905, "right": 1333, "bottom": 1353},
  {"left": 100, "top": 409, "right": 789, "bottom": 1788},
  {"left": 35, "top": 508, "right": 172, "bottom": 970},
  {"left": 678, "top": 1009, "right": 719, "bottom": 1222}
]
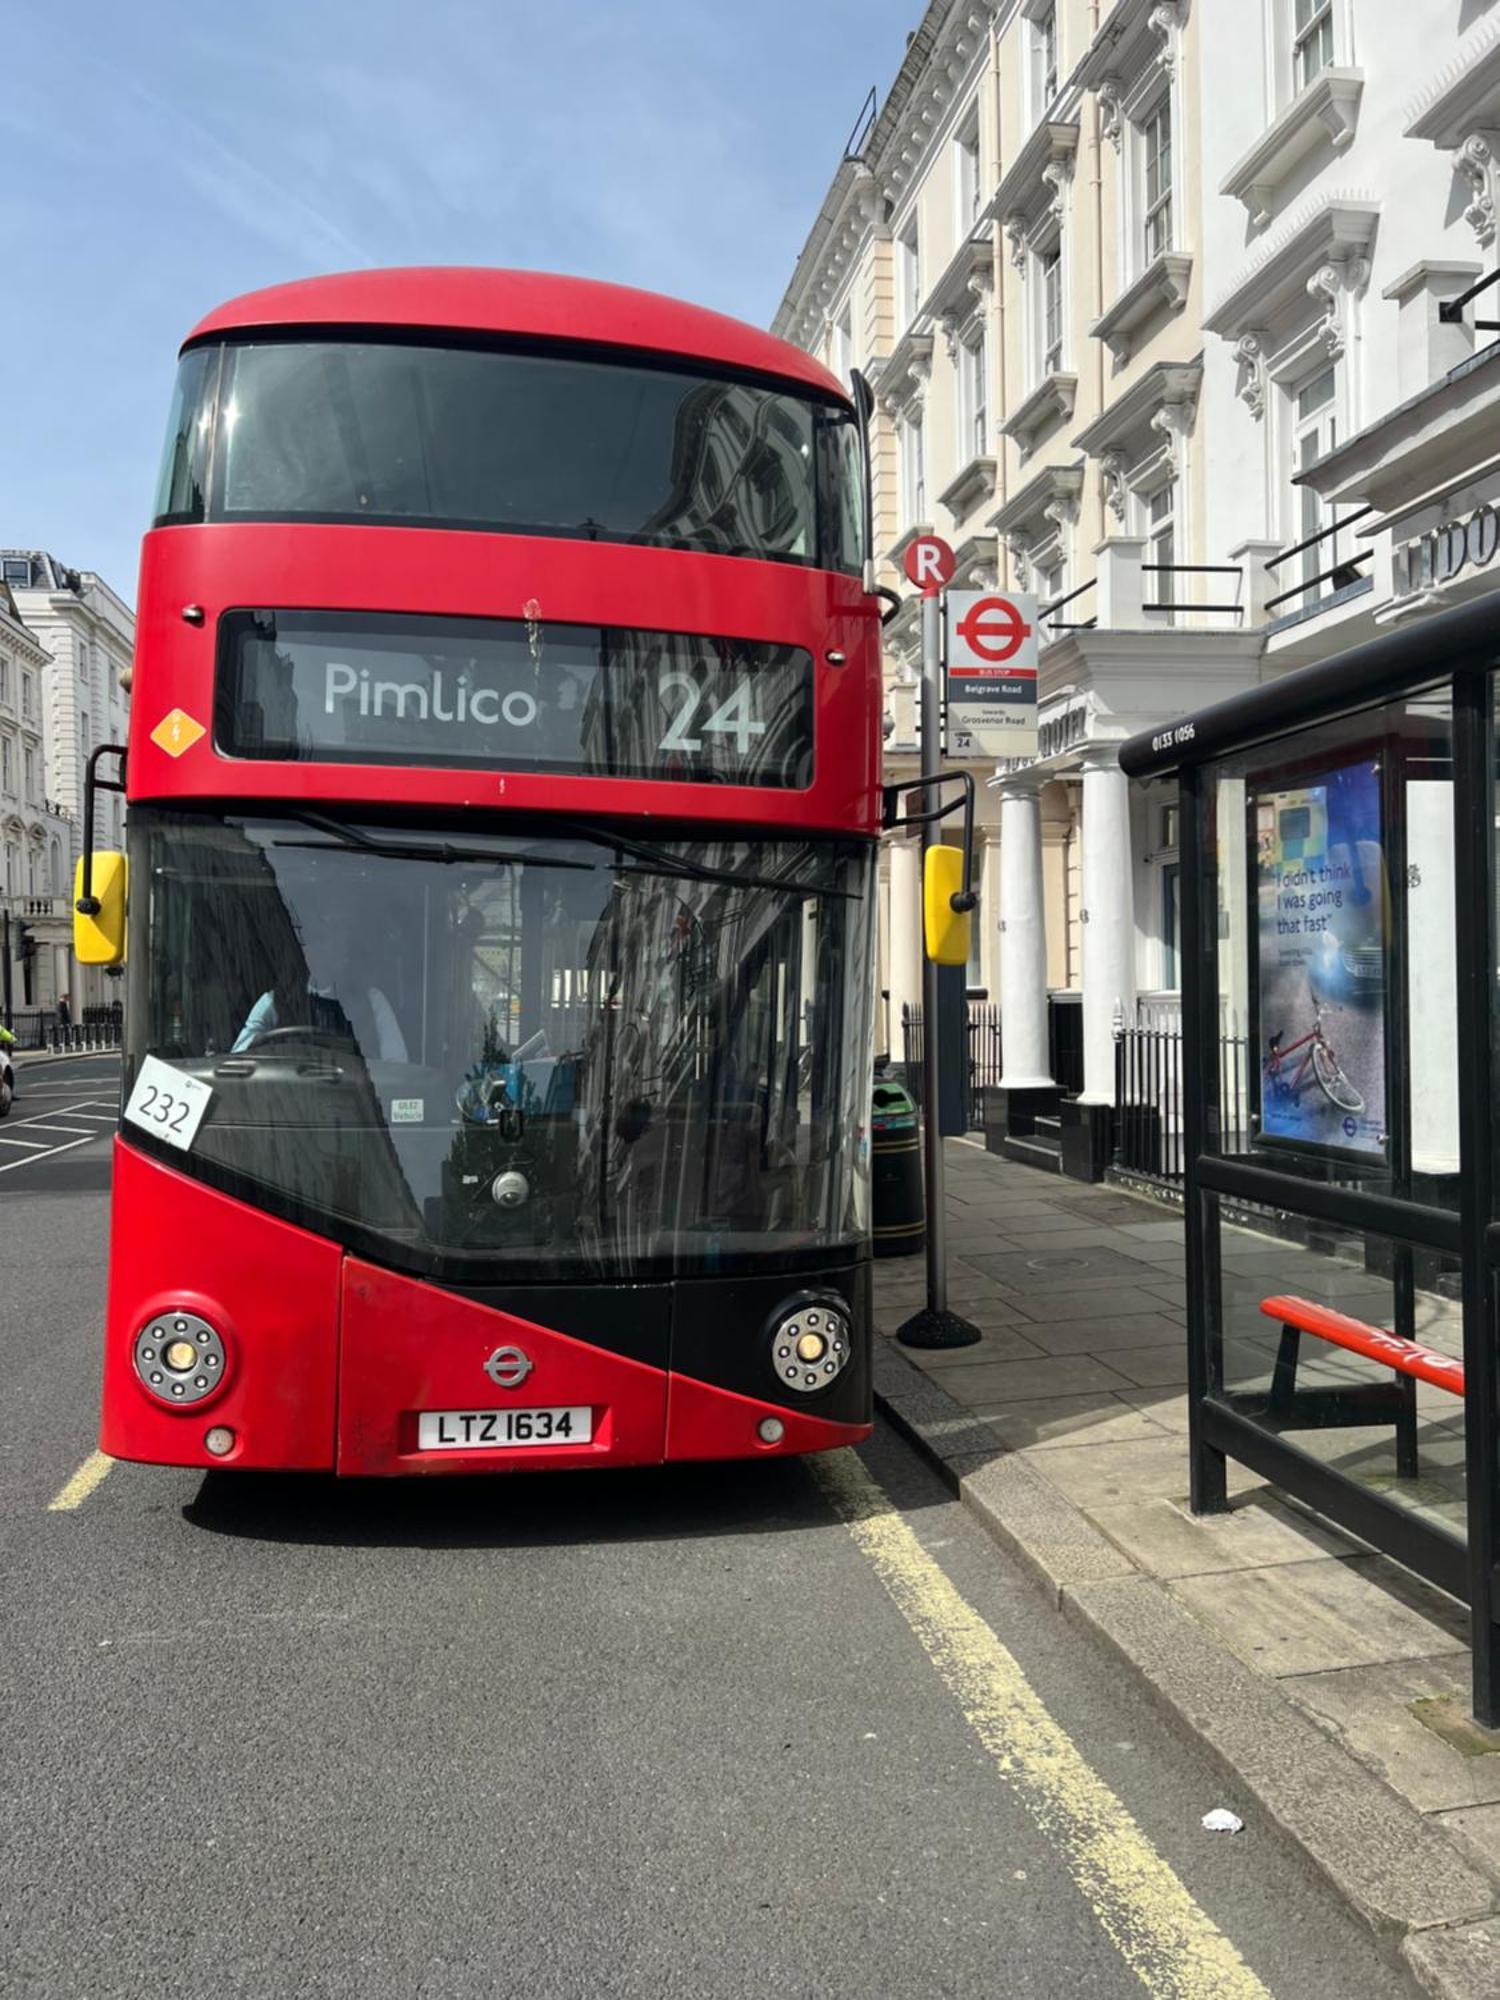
[
  {"left": 903, "top": 534, "right": 956, "bottom": 596},
  {"left": 945, "top": 589, "right": 1040, "bottom": 760}
]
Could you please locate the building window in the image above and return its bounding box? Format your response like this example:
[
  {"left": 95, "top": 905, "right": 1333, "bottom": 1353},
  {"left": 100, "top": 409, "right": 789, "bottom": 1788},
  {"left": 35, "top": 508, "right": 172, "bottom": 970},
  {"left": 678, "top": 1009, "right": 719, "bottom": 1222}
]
[
  {"left": 833, "top": 304, "right": 854, "bottom": 387},
  {"left": 1293, "top": 0, "right": 1334, "bottom": 92},
  {"left": 1161, "top": 865, "right": 1181, "bottom": 989},
  {"left": 1160, "top": 802, "right": 1180, "bottom": 850},
  {"left": 1030, "top": 5, "right": 1058, "bottom": 120},
  {"left": 1039, "top": 245, "right": 1064, "bottom": 377},
  {"left": 2, "top": 558, "right": 31, "bottom": 588},
  {"left": 0, "top": 737, "right": 11, "bottom": 796},
  {"left": 900, "top": 410, "right": 927, "bottom": 523},
  {"left": 1142, "top": 99, "right": 1173, "bottom": 263},
  {"left": 0, "top": 658, "right": 8, "bottom": 707},
  {"left": 1293, "top": 365, "right": 1339, "bottom": 603},
  {"left": 959, "top": 330, "right": 988, "bottom": 460},
  {"left": 23, "top": 747, "right": 35, "bottom": 802},
  {"left": 80, "top": 711, "right": 91, "bottom": 760},
  {"left": 20, "top": 671, "right": 32, "bottom": 721},
  {"left": 1036, "top": 555, "right": 1065, "bottom": 619},
  {"left": 49, "top": 838, "right": 60, "bottom": 896},
  {"left": 956, "top": 120, "right": 982, "bottom": 226},
  {"left": 5, "top": 843, "right": 17, "bottom": 896},
  {"left": 1146, "top": 482, "right": 1176, "bottom": 621},
  {"left": 897, "top": 218, "right": 921, "bottom": 329}
]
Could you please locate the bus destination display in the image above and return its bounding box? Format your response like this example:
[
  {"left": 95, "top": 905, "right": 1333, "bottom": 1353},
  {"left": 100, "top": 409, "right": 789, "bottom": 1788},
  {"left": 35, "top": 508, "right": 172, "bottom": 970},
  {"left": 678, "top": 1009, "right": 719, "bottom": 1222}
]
[{"left": 216, "top": 608, "right": 813, "bottom": 788}]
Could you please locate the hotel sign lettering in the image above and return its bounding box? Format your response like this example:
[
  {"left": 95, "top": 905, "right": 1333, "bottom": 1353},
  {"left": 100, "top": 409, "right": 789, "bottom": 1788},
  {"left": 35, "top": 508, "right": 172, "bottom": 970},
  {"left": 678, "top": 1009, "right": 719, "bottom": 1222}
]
[{"left": 1394, "top": 501, "right": 1500, "bottom": 597}]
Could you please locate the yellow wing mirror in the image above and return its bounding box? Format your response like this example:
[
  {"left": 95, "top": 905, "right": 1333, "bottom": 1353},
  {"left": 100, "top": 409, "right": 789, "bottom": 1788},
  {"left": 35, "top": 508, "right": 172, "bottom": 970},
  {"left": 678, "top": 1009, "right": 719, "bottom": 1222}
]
[
  {"left": 924, "top": 845, "right": 973, "bottom": 966},
  {"left": 74, "top": 852, "right": 128, "bottom": 966}
]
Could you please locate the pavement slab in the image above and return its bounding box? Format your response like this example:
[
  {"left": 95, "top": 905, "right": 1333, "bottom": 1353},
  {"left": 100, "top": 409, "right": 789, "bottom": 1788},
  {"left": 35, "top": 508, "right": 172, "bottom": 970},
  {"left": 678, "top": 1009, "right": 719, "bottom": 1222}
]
[
  {"left": 1281, "top": 1657, "right": 1500, "bottom": 1815},
  {"left": 1169, "top": 1555, "right": 1469, "bottom": 1678}
]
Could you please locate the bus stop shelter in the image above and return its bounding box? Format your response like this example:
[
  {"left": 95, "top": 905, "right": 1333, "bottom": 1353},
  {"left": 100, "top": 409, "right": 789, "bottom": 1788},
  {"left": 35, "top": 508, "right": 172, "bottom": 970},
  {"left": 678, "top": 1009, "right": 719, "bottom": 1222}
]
[{"left": 1120, "top": 593, "right": 1500, "bottom": 1723}]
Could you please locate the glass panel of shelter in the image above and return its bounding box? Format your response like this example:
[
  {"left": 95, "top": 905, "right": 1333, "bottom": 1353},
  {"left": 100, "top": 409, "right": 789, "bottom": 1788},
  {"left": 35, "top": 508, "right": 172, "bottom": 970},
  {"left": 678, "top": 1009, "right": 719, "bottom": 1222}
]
[{"left": 1192, "top": 688, "right": 1465, "bottom": 1549}]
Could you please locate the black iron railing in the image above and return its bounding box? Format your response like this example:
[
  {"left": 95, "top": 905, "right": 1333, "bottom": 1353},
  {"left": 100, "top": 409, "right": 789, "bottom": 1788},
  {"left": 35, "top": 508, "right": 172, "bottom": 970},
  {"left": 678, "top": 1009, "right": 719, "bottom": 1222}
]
[
  {"left": 1264, "top": 507, "right": 1375, "bottom": 615},
  {"left": 1113, "top": 1010, "right": 1251, "bottom": 1190},
  {"left": 900, "top": 999, "right": 1002, "bottom": 1128},
  {"left": 5, "top": 1011, "right": 123, "bottom": 1053},
  {"left": 1040, "top": 576, "right": 1098, "bottom": 635},
  {"left": 1439, "top": 267, "right": 1500, "bottom": 334},
  {"left": 1140, "top": 562, "right": 1246, "bottom": 619}
]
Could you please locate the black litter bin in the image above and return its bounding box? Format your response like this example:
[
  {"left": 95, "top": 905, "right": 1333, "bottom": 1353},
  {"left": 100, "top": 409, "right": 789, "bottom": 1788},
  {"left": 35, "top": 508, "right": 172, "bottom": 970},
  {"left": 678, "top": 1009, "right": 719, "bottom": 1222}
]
[{"left": 872, "top": 1079, "right": 924, "bottom": 1258}]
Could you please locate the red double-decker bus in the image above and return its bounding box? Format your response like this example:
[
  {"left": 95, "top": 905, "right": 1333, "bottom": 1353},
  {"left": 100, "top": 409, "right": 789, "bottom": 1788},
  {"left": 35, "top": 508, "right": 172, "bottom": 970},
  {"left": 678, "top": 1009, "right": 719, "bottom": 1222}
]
[{"left": 82, "top": 268, "right": 885, "bottom": 1476}]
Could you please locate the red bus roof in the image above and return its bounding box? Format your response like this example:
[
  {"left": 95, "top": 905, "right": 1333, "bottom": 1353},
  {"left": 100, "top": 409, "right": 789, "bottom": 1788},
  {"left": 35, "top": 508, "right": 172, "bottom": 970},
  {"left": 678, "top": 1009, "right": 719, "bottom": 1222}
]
[{"left": 184, "top": 267, "right": 847, "bottom": 402}]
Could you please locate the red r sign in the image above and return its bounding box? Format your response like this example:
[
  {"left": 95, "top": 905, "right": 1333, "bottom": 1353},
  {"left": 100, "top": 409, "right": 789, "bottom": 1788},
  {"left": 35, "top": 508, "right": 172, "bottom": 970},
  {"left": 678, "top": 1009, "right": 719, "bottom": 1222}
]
[
  {"left": 954, "top": 595, "right": 1034, "bottom": 665},
  {"left": 903, "top": 534, "right": 956, "bottom": 595}
]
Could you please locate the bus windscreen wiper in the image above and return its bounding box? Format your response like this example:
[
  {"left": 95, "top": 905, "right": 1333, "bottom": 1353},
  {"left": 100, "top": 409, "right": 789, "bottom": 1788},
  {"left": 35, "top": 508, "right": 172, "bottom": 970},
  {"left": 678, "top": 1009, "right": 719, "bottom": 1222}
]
[
  {"left": 545, "top": 818, "right": 856, "bottom": 899},
  {"left": 277, "top": 811, "right": 595, "bottom": 870}
]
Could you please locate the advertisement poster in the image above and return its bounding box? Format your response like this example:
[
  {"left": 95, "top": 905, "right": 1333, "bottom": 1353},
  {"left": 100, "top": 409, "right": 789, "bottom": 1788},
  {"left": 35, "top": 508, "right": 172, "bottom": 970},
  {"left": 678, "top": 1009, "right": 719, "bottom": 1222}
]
[{"left": 1253, "top": 758, "right": 1387, "bottom": 1157}]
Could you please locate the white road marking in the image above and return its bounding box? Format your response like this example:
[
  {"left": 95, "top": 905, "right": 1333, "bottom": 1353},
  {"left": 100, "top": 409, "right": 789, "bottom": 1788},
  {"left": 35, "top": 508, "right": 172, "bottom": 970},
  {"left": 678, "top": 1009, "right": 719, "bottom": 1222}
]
[
  {"left": 0, "top": 1130, "right": 107, "bottom": 1174},
  {"left": 0, "top": 1132, "right": 54, "bottom": 1150}
]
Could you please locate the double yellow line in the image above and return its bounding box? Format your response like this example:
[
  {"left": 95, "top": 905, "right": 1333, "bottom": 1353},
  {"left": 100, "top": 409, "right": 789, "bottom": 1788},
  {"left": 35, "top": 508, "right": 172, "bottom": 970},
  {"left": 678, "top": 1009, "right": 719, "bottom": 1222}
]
[
  {"left": 47, "top": 1449, "right": 114, "bottom": 1512},
  {"left": 812, "top": 1452, "right": 1272, "bottom": 2000}
]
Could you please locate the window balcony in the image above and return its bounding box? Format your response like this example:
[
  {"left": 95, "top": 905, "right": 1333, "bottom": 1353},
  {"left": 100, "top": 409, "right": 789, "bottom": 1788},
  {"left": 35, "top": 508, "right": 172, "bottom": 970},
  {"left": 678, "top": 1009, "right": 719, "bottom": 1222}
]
[
  {"left": 938, "top": 456, "right": 998, "bottom": 521},
  {"left": 1090, "top": 252, "right": 1192, "bottom": 366},
  {"left": 1002, "top": 371, "right": 1078, "bottom": 458},
  {"left": 1221, "top": 70, "right": 1364, "bottom": 229}
]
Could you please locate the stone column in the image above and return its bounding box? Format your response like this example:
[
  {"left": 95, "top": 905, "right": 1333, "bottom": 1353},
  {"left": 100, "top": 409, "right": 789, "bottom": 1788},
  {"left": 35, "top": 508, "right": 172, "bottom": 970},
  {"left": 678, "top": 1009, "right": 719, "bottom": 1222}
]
[
  {"left": 1078, "top": 747, "right": 1137, "bottom": 1104},
  {"left": 980, "top": 827, "right": 1003, "bottom": 998},
  {"left": 887, "top": 836, "right": 922, "bottom": 1054},
  {"left": 997, "top": 779, "right": 1054, "bottom": 1089}
]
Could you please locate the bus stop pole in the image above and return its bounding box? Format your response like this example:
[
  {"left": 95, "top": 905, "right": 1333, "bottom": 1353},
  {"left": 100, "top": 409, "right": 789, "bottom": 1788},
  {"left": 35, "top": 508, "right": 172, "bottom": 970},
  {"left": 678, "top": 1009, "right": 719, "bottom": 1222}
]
[
  {"left": 898, "top": 593, "right": 980, "bottom": 1350},
  {"left": 920, "top": 592, "right": 947, "bottom": 1316}
]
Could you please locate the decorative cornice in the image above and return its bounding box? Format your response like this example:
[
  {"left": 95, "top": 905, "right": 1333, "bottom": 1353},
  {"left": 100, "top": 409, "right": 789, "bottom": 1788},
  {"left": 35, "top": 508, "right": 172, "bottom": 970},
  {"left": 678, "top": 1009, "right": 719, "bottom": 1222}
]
[
  {"left": 988, "top": 120, "right": 1079, "bottom": 252},
  {"left": 938, "top": 456, "right": 999, "bottom": 522},
  {"left": 1002, "top": 370, "right": 1078, "bottom": 458},
  {"left": 774, "top": 4, "right": 1001, "bottom": 345},
  {"left": 1306, "top": 255, "right": 1370, "bottom": 363},
  {"left": 1456, "top": 133, "right": 1499, "bottom": 249},
  {"left": 1090, "top": 251, "right": 1193, "bottom": 365},
  {"left": 1234, "top": 332, "right": 1266, "bottom": 420},
  {"left": 1404, "top": 14, "right": 1500, "bottom": 147},
  {"left": 1075, "top": 0, "right": 1189, "bottom": 94},
  {"left": 1204, "top": 193, "right": 1379, "bottom": 338},
  {"left": 872, "top": 331, "right": 935, "bottom": 415},
  {"left": 989, "top": 459, "right": 1086, "bottom": 542},
  {"left": 922, "top": 234, "right": 996, "bottom": 355},
  {"left": 1220, "top": 70, "right": 1364, "bottom": 229},
  {"left": 1073, "top": 359, "right": 1202, "bottom": 459}
]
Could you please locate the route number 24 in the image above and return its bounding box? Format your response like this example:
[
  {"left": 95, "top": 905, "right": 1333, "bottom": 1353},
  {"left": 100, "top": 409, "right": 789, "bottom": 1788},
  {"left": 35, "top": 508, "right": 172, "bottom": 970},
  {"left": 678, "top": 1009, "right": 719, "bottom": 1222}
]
[{"left": 658, "top": 675, "right": 767, "bottom": 757}]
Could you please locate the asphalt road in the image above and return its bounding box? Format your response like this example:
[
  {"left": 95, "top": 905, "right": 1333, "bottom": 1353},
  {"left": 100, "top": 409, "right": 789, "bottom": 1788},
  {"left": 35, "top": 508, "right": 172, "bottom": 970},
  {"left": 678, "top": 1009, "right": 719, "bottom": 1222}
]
[{"left": 2, "top": 1067, "right": 1418, "bottom": 1998}]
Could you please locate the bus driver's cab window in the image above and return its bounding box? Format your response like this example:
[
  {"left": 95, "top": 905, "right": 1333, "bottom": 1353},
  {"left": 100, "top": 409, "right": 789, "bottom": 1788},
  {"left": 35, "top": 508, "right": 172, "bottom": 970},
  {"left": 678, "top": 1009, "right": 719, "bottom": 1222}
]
[{"left": 232, "top": 883, "right": 410, "bottom": 1063}]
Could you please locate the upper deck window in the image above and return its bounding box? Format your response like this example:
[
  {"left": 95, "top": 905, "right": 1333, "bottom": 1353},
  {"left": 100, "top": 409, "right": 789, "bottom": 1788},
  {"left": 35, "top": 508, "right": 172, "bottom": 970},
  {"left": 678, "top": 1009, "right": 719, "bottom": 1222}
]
[{"left": 154, "top": 338, "right": 864, "bottom": 575}]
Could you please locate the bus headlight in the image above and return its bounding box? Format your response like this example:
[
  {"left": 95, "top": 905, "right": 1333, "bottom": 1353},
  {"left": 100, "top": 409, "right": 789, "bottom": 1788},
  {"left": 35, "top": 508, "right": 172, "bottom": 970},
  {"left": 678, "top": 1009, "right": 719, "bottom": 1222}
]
[
  {"left": 768, "top": 1298, "right": 851, "bottom": 1393},
  {"left": 134, "top": 1311, "right": 226, "bottom": 1407}
]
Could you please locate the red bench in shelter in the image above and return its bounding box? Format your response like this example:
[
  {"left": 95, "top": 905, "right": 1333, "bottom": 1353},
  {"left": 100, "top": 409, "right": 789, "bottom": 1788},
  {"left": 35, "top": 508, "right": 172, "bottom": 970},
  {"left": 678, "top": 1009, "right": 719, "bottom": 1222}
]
[{"left": 1256, "top": 1293, "right": 1465, "bottom": 1478}]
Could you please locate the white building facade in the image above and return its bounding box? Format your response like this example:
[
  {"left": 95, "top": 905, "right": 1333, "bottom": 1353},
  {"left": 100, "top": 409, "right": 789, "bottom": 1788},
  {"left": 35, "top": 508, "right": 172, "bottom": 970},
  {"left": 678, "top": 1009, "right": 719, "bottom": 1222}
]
[
  {"left": 776, "top": 0, "right": 1265, "bottom": 1177},
  {"left": 0, "top": 551, "right": 134, "bottom": 1018}
]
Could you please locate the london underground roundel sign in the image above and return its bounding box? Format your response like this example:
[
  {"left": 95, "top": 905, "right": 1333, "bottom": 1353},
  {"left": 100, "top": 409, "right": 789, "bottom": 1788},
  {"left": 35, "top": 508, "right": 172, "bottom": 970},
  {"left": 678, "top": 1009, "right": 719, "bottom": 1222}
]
[
  {"left": 903, "top": 534, "right": 956, "bottom": 595},
  {"left": 953, "top": 593, "right": 1034, "bottom": 665}
]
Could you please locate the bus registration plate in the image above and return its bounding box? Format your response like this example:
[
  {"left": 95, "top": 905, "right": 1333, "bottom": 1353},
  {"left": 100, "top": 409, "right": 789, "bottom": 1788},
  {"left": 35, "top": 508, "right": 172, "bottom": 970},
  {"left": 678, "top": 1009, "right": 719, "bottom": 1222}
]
[{"left": 417, "top": 1407, "right": 592, "bottom": 1451}]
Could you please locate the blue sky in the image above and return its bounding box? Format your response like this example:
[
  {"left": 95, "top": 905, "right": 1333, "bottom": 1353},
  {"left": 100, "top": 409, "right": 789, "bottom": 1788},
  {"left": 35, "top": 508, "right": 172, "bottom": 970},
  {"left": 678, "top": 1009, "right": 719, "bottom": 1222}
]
[{"left": 2, "top": 0, "right": 919, "bottom": 602}]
